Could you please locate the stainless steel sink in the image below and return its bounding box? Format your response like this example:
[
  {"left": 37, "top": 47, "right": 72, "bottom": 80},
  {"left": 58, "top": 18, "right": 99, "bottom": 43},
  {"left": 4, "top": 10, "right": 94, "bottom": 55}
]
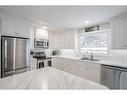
[
  {"left": 80, "top": 57, "right": 100, "bottom": 62},
  {"left": 90, "top": 58, "right": 100, "bottom": 62},
  {"left": 80, "top": 57, "right": 89, "bottom": 60},
  {"left": 81, "top": 49, "right": 100, "bottom": 62}
]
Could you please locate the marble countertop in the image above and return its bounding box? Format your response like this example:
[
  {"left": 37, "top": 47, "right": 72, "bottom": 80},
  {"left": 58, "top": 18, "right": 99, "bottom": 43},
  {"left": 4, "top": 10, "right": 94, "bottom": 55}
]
[
  {"left": 30, "top": 57, "right": 37, "bottom": 61},
  {"left": 51, "top": 55, "right": 127, "bottom": 68},
  {"left": 0, "top": 67, "right": 108, "bottom": 89}
]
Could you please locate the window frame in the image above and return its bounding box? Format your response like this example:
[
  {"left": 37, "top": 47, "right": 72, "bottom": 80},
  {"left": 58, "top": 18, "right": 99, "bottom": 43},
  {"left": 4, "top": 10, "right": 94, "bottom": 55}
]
[{"left": 79, "top": 29, "right": 111, "bottom": 55}]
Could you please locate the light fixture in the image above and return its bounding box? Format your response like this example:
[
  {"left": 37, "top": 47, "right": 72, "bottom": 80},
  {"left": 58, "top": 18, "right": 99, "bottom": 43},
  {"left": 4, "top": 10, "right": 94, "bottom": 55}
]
[
  {"left": 42, "top": 26, "right": 47, "bottom": 30},
  {"left": 84, "top": 20, "right": 90, "bottom": 24}
]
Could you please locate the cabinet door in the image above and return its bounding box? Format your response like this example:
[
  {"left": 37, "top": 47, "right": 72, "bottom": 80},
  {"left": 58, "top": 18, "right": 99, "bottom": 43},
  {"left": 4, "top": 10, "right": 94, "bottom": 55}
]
[
  {"left": 1, "top": 18, "right": 16, "bottom": 36},
  {"left": 76, "top": 61, "right": 89, "bottom": 79},
  {"left": 49, "top": 32, "right": 59, "bottom": 49},
  {"left": 69, "top": 60, "right": 78, "bottom": 76},
  {"left": 1, "top": 18, "right": 30, "bottom": 38},
  {"left": 51, "top": 57, "right": 57, "bottom": 68},
  {"left": 67, "top": 31, "right": 75, "bottom": 49},
  {"left": 14, "top": 20, "right": 30, "bottom": 38},
  {"left": 59, "top": 31, "right": 65, "bottom": 49},
  {"left": 62, "top": 58, "right": 73, "bottom": 73},
  {"left": 30, "top": 60, "right": 37, "bottom": 70},
  {"left": 60, "top": 58, "right": 67, "bottom": 72},
  {"left": 111, "top": 16, "right": 127, "bottom": 49},
  {"left": 48, "top": 31, "right": 53, "bottom": 48},
  {"left": 87, "top": 63, "right": 101, "bottom": 83},
  {"left": 55, "top": 57, "right": 62, "bottom": 70}
]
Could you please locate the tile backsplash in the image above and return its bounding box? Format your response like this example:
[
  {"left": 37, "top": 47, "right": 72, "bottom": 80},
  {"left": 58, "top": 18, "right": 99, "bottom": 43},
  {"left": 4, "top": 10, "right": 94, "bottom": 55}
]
[
  {"left": 75, "top": 49, "right": 127, "bottom": 64},
  {"left": 94, "top": 50, "right": 127, "bottom": 64},
  {"left": 33, "top": 48, "right": 127, "bottom": 64},
  {"left": 109, "top": 50, "right": 127, "bottom": 64}
]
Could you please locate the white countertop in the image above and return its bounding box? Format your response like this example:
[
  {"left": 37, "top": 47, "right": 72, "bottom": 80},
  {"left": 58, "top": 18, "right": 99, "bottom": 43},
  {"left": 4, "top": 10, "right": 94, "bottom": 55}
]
[
  {"left": 30, "top": 58, "right": 37, "bottom": 61},
  {"left": 51, "top": 55, "right": 127, "bottom": 68},
  {"left": 0, "top": 67, "right": 108, "bottom": 89}
]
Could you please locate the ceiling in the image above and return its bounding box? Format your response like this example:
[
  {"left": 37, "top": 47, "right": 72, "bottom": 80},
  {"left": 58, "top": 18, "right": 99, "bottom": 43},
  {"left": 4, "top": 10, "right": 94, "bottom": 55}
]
[{"left": 1, "top": 6, "right": 127, "bottom": 29}]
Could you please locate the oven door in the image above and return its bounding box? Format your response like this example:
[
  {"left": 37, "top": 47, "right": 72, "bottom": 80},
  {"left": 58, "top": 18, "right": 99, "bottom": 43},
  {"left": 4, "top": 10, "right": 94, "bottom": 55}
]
[{"left": 34, "top": 39, "right": 48, "bottom": 48}]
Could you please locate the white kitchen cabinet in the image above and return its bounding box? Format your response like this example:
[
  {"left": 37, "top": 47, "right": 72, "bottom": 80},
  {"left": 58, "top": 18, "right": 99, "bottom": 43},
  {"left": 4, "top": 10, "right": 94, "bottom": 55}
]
[
  {"left": 64, "top": 31, "right": 75, "bottom": 49},
  {"left": 56, "top": 57, "right": 63, "bottom": 70},
  {"left": 76, "top": 61, "right": 89, "bottom": 79},
  {"left": 49, "top": 32, "right": 59, "bottom": 49},
  {"left": 87, "top": 63, "right": 101, "bottom": 83},
  {"left": 60, "top": 58, "right": 66, "bottom": 71},
  {"left": 30, "top": 59, "right": 37, "bottom": 70},
  {"left": 51, "top": 57, "right": 101, "bottom": 83},
  {"left": 111, "top": 15, "right": 127, "bottom": 49},
  {"left": 52, "top": 57, "right": 62, "bottom": 70},
  {"left": 0, "top": 17, "right": 30, "bottom": 38},
  {"left": 68, "top": 59, "right": 78, "bottom": 75},
  {"left": 48, "top": 31, "right": 54, "bottom": 48},
  {"left": 52, "top": 57, "right": 56, "bottom": 67},
  {"left": 48, "top": 29, "right": 75, "bottom": 49},
  {"left": 52, "top": 57, "right": 59, "bottom": 68},
  {"left": 59, "top": 31, "right": 65, "bottom": 49},
  {"left": 77, "top": 61, "right": 100, "bottom": 83}
]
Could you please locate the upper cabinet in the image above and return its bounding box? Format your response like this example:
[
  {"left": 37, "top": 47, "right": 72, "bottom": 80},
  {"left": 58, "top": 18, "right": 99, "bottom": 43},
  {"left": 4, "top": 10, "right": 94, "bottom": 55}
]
[
  {"left": 111, "top": 15, "right": 127, "bottom": 49},
  {"left": 35, "top": 28, "right": 48, "bottom": 40},
  {"left": 0, "top": 17, "right": 30, "bottom": 38},
  {"left": 48, "top": 29, "right": 75, "bottom": 49}
]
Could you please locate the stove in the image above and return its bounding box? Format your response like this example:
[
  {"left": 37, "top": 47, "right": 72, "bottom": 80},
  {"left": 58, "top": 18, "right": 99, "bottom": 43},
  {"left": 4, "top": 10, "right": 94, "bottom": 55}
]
[{"left": 32, "top": 52, "right": 52, "bottom": 69}]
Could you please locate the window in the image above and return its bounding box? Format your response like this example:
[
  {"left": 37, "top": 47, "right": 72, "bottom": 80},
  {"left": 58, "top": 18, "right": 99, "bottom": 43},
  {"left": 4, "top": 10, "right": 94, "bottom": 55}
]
[{"left": 80, "top": 30, "right": 109, "bottom": 54}]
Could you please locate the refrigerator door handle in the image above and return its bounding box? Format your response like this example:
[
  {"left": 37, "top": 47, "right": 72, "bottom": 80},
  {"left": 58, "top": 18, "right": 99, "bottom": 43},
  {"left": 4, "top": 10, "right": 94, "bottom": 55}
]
[
  {"left": 5, "top": 40, "right": 7, "bottom": 69},
  {"left": 13, "top": 38, "right": 16, "bottom": 70}
]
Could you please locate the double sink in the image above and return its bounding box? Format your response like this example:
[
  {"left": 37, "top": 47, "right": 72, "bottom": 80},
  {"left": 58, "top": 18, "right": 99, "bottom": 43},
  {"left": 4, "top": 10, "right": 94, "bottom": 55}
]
[
  {"left": 80, "top": 57, "right": 100, "bottom": 62},
  {"left": 80, "top": 49, "right": 100, "bottom": 62}
]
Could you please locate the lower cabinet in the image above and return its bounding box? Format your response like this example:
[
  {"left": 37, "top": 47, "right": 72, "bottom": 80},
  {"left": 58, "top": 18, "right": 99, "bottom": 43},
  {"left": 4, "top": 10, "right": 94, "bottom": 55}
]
[
  {"left": 76, "top": 61, "right": 89, "bottom": 79},
  {"left": 87, "top": 63, "right": 101, "bottom": 83},
  {"left": 52, "top": 57, "right": 101, "bottom": 83},
  {"left": 30, "top": 59, "right": 37, "bottom": 70}
]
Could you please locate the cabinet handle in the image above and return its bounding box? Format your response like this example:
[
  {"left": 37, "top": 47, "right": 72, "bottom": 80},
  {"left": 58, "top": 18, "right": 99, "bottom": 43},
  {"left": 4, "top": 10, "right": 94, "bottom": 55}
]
[{"left": 5, "top": 40, "right": 7, "bottom": 69}]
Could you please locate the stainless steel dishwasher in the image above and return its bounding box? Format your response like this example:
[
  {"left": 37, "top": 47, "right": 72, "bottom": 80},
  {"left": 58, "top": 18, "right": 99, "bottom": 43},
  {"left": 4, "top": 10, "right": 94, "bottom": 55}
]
[{"left": 101, "top": 64, "right": 127, "bottom": 89}]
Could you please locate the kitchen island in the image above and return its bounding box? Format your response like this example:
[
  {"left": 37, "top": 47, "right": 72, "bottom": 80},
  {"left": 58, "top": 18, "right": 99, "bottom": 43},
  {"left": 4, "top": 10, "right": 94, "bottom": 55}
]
[{"left": 0, "top": 67, "right": 108, "bottom": 89}]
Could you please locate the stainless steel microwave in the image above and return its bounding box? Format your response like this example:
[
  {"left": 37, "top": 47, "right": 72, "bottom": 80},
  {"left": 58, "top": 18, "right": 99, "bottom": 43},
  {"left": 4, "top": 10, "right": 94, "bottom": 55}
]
[{"left": 34, "top": 39, "right": 48, "bottom": 48}]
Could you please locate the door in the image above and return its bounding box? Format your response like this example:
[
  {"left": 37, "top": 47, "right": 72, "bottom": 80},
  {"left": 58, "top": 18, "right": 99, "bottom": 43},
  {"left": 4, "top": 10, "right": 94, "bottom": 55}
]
[
  {"left": 1, "top": 37, "right": 15, "bottom": 77},
  {"left": 15, "top": 38, "right": 29, "bottom": 70}
]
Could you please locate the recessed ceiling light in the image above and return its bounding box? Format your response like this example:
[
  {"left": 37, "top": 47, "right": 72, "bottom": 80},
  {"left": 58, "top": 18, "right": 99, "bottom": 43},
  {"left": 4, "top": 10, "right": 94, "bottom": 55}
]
[
  {"left": 84, "top": 20, "right": 90, "bottom": 24},
  {"left": 42, "top": 26, "right": 47, "bottom": 29}
]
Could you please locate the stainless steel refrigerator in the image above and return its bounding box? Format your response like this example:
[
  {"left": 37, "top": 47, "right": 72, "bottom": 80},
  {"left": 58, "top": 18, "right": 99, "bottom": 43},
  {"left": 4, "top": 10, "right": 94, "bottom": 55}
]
[{"left": 1, "top": 36, "right": 30, "bottom": 78}]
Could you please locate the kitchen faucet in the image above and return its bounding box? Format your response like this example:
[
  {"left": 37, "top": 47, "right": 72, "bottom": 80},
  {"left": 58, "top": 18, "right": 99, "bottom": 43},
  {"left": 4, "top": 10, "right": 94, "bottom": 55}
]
[{"left": 86, "top": 49, "right": 93, "bottom": 61}]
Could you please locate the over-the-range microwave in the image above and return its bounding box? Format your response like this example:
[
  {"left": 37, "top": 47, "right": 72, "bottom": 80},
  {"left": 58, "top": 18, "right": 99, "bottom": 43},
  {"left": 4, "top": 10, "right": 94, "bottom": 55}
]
[{"left": 34, "top": 39, "right": 48, "bottom": 48}]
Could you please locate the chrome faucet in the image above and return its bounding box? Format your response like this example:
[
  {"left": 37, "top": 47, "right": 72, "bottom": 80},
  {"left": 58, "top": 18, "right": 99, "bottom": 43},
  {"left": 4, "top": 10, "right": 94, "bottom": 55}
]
[{"left": 86, "top": 49, "right": 93, "bottom": 61}]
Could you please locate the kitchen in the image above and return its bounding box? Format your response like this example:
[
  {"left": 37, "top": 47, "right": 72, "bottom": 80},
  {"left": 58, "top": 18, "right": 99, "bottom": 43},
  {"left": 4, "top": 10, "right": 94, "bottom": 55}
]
[{"left": 0, "top": 6, "right": 127, "bottom": 90}]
